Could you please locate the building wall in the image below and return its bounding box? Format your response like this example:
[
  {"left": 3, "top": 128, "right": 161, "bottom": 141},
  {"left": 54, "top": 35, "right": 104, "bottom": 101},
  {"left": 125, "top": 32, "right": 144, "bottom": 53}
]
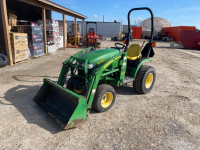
[
  {"left": 96, "top": 22, "right": 121, "bottom": 37},
  {"left": 122, "top": 25, "right": 137, "bottom": 34},
  {"left": 58, "top": 21, "right": 121, "bottom": 38}
]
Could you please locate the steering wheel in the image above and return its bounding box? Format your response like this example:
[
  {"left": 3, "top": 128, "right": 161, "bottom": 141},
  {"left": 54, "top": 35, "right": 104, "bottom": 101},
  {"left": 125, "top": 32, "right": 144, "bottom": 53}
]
[{"left": 115, "top": 43, "right": 127, "bottom": 50}]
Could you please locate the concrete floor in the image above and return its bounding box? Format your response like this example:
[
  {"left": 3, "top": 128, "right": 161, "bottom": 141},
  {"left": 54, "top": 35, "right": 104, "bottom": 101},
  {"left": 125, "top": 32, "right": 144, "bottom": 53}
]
[{"left": 0, "top": 40, "right": 200, "bottom": 150}]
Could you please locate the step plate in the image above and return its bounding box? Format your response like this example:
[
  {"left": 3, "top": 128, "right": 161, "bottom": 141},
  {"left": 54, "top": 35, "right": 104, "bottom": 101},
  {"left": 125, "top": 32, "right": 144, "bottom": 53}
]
[{"left": 123, "top": 76, "right": 134, "bottom": 84}]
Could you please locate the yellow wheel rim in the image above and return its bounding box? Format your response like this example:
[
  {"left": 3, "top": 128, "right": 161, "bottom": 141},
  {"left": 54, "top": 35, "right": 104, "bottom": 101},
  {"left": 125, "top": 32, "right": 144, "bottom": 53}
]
[
  {"left": 73, "top": 87, "right": 84, "bottom": 94},
  {"left": 145, "top": 73, "right": 154, "bottom": 89},
  {"left": 101, "top": 92, "right": 113, "bottom": 108}
]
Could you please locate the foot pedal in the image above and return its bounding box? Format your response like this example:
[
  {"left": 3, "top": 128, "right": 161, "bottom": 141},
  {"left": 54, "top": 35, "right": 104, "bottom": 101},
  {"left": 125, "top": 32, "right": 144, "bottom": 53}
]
[{"left": 123, "top": 76, "right": 134, "bottom": 84}]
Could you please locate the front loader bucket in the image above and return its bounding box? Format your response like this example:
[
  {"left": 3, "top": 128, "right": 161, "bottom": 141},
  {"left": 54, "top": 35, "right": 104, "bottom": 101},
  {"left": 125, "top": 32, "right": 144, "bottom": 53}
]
[{"left": 33, "top": 78, "right": 87, "bottom": 130}]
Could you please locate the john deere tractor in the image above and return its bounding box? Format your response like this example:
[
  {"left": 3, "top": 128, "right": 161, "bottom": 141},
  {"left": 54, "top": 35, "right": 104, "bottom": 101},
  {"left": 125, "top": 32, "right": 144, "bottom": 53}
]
[{"left": 34, "top": 7, "right": 156, "bottom": 129}]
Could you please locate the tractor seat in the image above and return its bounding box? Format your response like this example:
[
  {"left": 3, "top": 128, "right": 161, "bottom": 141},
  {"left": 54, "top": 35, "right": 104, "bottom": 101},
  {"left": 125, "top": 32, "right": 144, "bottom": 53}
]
[{"left": 127, "top": 44, "right": 141, "bottom": 61}]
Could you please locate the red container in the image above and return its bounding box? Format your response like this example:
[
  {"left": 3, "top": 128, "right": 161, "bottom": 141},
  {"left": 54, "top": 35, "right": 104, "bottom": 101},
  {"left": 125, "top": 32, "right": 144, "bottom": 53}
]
[
  {"left": 180, "top": 31, "right": 200, "bottom": 50},
  {"left": 132, "top": 27, "right": 142, "bottom": 39},
  {"left": 162, "top": 26, "right": 196, "bottom": 42}
]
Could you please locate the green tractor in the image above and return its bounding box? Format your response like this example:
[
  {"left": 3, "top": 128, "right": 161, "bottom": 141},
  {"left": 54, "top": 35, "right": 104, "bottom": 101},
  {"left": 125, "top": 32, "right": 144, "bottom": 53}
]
[{"left": 34, "top": 7, "right": 156, "bottom": 129}]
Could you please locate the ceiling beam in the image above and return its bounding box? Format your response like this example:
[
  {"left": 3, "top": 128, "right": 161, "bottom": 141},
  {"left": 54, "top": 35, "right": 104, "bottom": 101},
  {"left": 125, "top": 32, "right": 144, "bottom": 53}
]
[{"left": 17, "top": 0, "right": 87, "bottom": 19}]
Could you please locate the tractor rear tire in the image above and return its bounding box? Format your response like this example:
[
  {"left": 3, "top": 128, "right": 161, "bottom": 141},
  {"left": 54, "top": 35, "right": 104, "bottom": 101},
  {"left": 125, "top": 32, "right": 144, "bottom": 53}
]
[
  {"left": 133, "top": 65, "right": 156, "bottom": 94},
  {"left": 93, "top": 84, "right": 116, "bottom": 112}
]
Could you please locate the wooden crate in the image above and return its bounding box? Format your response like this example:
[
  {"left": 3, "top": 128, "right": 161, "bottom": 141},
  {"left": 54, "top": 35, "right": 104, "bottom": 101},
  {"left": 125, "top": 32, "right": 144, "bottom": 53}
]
[{"left": 10, "top": 32, "right": 29, "bottom": 63}]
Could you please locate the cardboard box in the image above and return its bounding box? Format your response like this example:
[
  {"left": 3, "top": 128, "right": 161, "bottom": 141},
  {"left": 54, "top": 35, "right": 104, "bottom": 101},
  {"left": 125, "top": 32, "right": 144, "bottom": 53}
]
[
  {"left": 17, "top": 26, "right": 26, "bottom": 33},
  {"left": 12, "top": 46, "right": 29, "bottom": 63},
  {"left": 13, "top": 50, "right": 28, "bottom": 63},
  {"left": 8, "top": 14, "right": 17, "bottom": 26},
  {"left": 10, "top": 33, "right": 28, "bottom": 48},
  {"left": 17, "top": 25, "right": 43, "bottom": 34},
  {"left": 10, "top": 33, "right": 28, "bottom": 63}
]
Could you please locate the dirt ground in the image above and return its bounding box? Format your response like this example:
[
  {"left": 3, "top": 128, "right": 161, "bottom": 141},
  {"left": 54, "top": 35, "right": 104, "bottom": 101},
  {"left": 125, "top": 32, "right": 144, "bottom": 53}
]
[{"left": 0, "top": 40, "right": 200, "bottom": 150}]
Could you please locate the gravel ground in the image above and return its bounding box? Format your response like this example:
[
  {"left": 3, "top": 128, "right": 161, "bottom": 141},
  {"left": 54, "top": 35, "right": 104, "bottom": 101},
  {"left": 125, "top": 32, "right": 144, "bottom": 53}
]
[{"left": 0, "top": 40, "right": 200, "bottom": 150}]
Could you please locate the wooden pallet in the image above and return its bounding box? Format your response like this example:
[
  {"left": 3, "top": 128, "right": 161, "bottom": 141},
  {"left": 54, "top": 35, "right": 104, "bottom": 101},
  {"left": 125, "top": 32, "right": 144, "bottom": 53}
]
[
  {"left": 31, "top": 54, "right": 46, "bottom": 59},
  {"left": 13, "top": 58, "right": 29, "bottom": 64}
]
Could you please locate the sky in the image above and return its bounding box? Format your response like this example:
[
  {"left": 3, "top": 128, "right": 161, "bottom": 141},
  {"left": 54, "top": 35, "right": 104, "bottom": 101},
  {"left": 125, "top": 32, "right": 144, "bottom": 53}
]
[{"left": 51, "top": 0, "right": 200, "bottom": 29}]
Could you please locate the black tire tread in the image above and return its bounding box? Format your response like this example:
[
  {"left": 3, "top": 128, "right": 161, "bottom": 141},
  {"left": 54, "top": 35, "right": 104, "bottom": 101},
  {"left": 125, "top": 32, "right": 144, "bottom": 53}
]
[
  {"left": 67, "top": 77, "right": 87, "bottom": 95},
  {"left": 93, "top": 84, "right": 116, "bottom": 112},
  {"left": 133, "top": 65, "right": 156, "bottom": 94},
  {"left": 66, "top": 78, "right": 73, "bottom": 90}
]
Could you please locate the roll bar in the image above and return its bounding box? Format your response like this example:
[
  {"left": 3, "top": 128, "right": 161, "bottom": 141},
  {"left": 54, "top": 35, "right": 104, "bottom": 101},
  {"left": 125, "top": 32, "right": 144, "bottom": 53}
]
[{"left": 126, "top": 7, "right": 154, "bottom": 57}]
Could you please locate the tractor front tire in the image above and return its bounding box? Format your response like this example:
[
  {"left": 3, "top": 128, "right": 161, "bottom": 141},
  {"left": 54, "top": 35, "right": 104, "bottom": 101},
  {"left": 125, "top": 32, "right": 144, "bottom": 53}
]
[
  {"left": 133, "top": 65, "right": 156, "bottom": 94},
  {"left": 67, "top": 77, "right": 86, "bottom": 95},
  {"left": 66, "top": 78, "right": 73, "bottom": 90},
  {"left": 93, "top": 84, "right": 116, "bottom": 112}
]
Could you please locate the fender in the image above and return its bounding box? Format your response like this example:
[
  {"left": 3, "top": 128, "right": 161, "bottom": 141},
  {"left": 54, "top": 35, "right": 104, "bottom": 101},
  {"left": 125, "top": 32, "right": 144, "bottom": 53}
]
[{"left": 130, "top": 58, "right": 152, "bottom": 80}]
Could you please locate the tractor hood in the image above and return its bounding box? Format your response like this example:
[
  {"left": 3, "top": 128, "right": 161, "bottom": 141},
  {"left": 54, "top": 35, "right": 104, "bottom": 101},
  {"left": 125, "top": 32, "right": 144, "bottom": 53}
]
[{"left": 78, "top": 48, "right": 119, "bottom": 64}]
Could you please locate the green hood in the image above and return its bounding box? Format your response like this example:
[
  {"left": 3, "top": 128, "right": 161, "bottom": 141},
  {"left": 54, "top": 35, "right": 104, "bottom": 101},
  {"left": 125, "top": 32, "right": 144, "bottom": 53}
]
[{"left": 78, "top": 48, "right": 119, "bottom": 64}]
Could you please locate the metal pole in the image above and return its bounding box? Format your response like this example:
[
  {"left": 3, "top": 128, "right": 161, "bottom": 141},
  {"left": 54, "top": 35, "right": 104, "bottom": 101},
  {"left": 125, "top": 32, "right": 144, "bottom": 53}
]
[
  {"left": 74, "top": 17, "right": 77, "bottom": 44},
  {"left": 63, "top": 14, "right": 66, "bottom": 49},
  {"left": 82, "top": 19, "right": 85, "bottom": 37}
]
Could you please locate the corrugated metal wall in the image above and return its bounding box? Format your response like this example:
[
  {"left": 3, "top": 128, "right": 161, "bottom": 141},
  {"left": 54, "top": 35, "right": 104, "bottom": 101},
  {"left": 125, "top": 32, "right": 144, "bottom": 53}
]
[
  {"left": 180, "top": 31, "right": 200, "bottom": 50},
  {"left": 96, "top": 22, "right": 121, "bottom": 38},
  {"left": 162, "top": 26, "right": 196, "bottom": 42},
  {"left": 122, "top": 25, "right": 137, "bottom": 34},
  {"left": 58, "top": 21, "right": 121, "bottom": 38}
]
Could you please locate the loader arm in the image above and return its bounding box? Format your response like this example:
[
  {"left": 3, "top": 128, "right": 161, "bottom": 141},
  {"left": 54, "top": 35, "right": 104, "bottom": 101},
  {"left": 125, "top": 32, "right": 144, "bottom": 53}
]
[
  {"left": 33, "top": 48, "right": 97, "bottom": 130},
  {"left": 57, "top": 47, "right": 94, "bottom": 86}
]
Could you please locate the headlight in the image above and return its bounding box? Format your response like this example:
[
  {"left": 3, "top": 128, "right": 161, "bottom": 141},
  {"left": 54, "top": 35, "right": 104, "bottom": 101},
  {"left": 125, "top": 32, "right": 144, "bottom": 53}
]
[
  {"left": 76, "top": 62, "right": 96, "bottom": 69},
  {"left": 88, "top": 64, "right": 95, "bottom": 69}
]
